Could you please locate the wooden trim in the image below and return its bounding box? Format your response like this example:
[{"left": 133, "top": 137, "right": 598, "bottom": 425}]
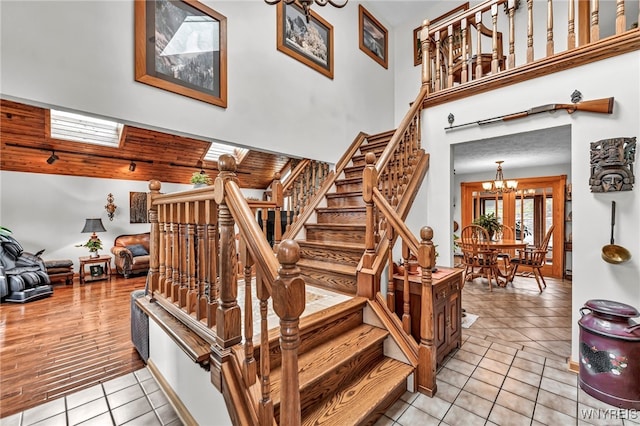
[
  {"left": 568, "top": 358, "right": 580, "bottom": 373},
  {"left": 422, "top": 29, "right": 640, "bottom": 108},
  {"left": 147, "top": 359, "right": 200, "bottom": 426}
]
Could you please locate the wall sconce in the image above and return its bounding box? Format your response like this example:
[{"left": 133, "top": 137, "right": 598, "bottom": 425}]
[
  {"left": 46, "top": 151, "right": 59, "bottom": 164},
  {"left": 105, "top": 193, "right": 117, "bottom": 221},
  {"left": 129, "top": 161, "right": 136, "bottom": 172}
]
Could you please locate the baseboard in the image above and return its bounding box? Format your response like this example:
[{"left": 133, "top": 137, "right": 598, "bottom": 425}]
[
  {"left": 147, "top": 359, "right": 198, "bottom": 426},
  {"left": 568, "top": 358, "right": 579, "bottom": 374}
]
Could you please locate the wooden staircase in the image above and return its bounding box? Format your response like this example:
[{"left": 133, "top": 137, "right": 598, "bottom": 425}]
[
  {"left": 263, "top": 298, "right": 413, "bottom": 425},
  {"left": 297, "top": 130, "right": 396, "bottom": 295}
]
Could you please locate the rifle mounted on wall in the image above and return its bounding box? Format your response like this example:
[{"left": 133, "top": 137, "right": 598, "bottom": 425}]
[{"left": 445, "top": 97, "right": 614, "bottom": 130}]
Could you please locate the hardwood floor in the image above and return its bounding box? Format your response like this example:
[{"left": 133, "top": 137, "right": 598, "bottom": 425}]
[{"left": 0, "top": 275, "right": 147, "bottom": 418}]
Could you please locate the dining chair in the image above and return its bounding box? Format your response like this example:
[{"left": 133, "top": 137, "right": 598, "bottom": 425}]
[
  {"left": 507, "top": 225, "right": 555, "bottom": 292},
  {"left": 459, "top": 224, "right": 500, "bottom": 291},
  {"left": 495, "top": 225, "right": 515, "bottom": 276}
]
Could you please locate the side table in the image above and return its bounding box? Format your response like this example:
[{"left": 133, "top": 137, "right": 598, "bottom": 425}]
[{"left": 79, "top": 255, "right": 112, "bottom": 284}]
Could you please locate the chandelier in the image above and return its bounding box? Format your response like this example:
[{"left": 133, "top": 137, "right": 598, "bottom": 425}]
[
  {"left": 264, "top": 0, "right": 348, "bottom": 23},
  {"left": 482, "top": 160, "right": 518, "bottom": 193}
]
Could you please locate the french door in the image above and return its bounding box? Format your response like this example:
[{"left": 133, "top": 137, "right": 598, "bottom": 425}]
[{"left": 460, "top": 175, "right": 566, "bottom": 278}]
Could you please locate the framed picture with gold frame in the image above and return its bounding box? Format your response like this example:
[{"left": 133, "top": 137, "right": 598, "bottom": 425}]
[
  {"left": 358, "top": 5, "right": 388, "bottom": 69},
  {"left": 134, "top": 0, "right": 227, "bottom": 107},
  {"left": 277, "top": 2, "right": 334, "bottom": 79},
  {"left": 413, "top": 2, "right": 469, "bottom": 66}
]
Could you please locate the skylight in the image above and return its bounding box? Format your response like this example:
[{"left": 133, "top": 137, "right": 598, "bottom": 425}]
[
  {"left": 204, "top": 141, "right": 249, "bottom": 164},
  {"left": 50, "top": 110, "right": 123, "bottom": 147}
]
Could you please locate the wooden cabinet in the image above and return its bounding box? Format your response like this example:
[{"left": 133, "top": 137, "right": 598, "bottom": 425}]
[{"left": 392, "top": 267, "right": 463, "bottom": 365}]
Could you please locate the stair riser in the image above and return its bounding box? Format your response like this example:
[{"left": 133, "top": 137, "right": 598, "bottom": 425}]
[
  {"left": 326, "top": 195, "right": 365, "bottom": 208},
  {"left": 306, "top": 228, "right": 365, "bottom": 243},
  {"left": 300, "top": 269, "right": 357, "bottom": 295},
  {"left": 299, "top": 246, "right": 362, "bottom": 266},
  {"left": 343, "top": 167, "right": 365, "bottom": 180},
  {"left": 316, "top": 210, "right": 365, "bottom": 225},
  {"left": 335, "top": 180, "right": 363, "bottom": 193}
]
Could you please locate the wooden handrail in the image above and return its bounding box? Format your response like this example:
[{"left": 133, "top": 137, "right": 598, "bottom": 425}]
[{"left": 281, "top": 159, "right": 311, "bottom": 194}]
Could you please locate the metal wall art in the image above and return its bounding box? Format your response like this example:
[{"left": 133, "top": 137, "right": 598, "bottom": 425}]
[{"left": 589, "top": 137, "right": 636, "bottom": 192}]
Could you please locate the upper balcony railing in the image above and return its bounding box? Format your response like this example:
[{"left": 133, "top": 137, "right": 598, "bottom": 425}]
[{"left": 418, "top": 0, "right": 639, "bottom": 103}]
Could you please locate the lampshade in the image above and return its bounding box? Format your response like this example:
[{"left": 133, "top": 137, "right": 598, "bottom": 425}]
[{"left": 81, "top": 218, "right": 106, "bottom": 234}]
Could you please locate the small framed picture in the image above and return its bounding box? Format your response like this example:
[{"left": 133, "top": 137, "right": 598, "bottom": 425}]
[
  {"left": 90, "top": 265, "right": 104, "bottom": 277},
  {"left": 358, "top": 5, "right": 388, "bottom": 69}
]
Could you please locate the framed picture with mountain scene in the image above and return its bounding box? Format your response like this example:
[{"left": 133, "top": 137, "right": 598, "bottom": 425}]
[
  {"left": 277, "top": 2, "right": 333, "bottom": 79},
  {"left": 134, "top": 0, "right": 227, "bottom": 107},
  {"left": 358, "top": 5, "right": 388, "bottom": 69}
]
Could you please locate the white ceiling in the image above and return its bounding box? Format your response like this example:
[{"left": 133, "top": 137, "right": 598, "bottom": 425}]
[
  {"left": 452, "top": 125, "right": 572, "bottom": 175},
  {"left": 364, "top": 1, "right": 454, "bottom": 27}
]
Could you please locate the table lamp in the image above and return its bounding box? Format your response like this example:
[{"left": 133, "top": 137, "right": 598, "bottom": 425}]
[{"left": 81, "top": 218, "right": 106, "bottom": 258}]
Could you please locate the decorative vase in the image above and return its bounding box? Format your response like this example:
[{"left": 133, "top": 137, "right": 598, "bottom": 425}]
[{"left": 89, "top": 250, "right": 99, "bottom": 258}]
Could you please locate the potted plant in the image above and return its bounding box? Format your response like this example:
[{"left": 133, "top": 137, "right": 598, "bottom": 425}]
[
  {"left": 515, "top": 220, "right": 531, "bottom": 240},
  {"left": 190, "top": 171, "right": 212, "bottom": 188},
  {"left": 77, "top": 237, "right": 103, "bottom": 258},
  {"left": 473, "top": 212, "right": 502, "bottom": 240}
]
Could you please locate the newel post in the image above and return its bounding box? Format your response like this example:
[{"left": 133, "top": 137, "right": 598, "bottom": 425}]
[
  {"left": 273, "top": 240, "right": 305, "bottom": 426},
  {"left": 417, "top": 226, "right": 437, "bottom": 396},
  {"left": 213, "top": 154, "right": 242, "bottom": 349},
  {"left": 147, "top": 180, "right": 161, "bottom": 297}
]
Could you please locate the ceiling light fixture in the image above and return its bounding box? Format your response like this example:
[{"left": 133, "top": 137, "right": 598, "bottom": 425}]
[
  {"left": 46, "top": 151, "right": 59, "bottom": 164},
  {"left": 129, "top": 161, "right": 136, "bottom": 172},
  {"left": 482, "top": 160, "right": 518, "bottom": 193},
  {"left": 264, "top": 0, "right": 348, "bottom": 23}
]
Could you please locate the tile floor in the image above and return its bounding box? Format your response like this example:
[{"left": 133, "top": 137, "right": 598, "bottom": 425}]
[{"left": 3, "top": 276, "right": 638, "bottom": 425}]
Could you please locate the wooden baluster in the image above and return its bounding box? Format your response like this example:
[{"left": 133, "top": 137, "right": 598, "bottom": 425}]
[
  {"left": 163, "top": 204, "right": 173, "bottom": 298},
  {"left": 568, "top": 0, "right": 576, "bottom": 49},
  {"left": 195, "top": 201, "right": 207, "bottom": 321},
  {"left": 158, "top": 204, "right": 167, "bottom": 295},
  {"left": 527, "top": 0, "right": 534, "bottom": 62},
  {"left": 461, "top": 18, "right": 469, "bottom": 83},
  {"left": 475, "top": 11, "right": 483, "bottom": 78},
  {"left": 616, "top": 0, "right": 626, "bottom": 34},
  {"left": 148, "top": 180, "right": 161, "bottom": 296},
  {"left": 273, "top": 240, "right": 305, "bottom": 426},
  {"left": 257, "top": 274, "right": 273, "bottom": 425},
  {"left": 508, "top": 0, "right": 516, "bottom": 68},
  {"left": 434, "top": 31, "right": 441, "bottom": 91},
  {"left": 360, "top": 152, "right": 377, "bottom": 299},
  {"left": 214, "top": 154, "right": 242, "bottom": 348},
  {"left": 387, "top": 224, "right": 395, "bottom": 313},
  {"left": 178, "top": 203, "right": 188, "bottom": 308},
  {"left": 547, "top": 0, "right": 554, "bottom": 56},
  {"left": 590, "top": 0, "right": 599, "bottom": 42},
  {"left": 401, "top": 241, "right": 411, "bottom": 335},
  {"left": 447, "top": 25, "right": 454, "bottom": 88},
  {"left": 491, "top": 3, "right": 499, "bottom": 74},
  {"left": 171, "top": 204, "right": 180, "bottom": 302},
  {"left": 206, "top": 200, "right": 218, "bottom": 328},
  {"left": 273, "top": 174, "right": 283, "bottom": 250},
  {"left": 186, "top": 202, "right": 197, "bottom": 314},
  {"left": 417, "top": 226, "right": 437, "bottom": 396},
  {"left": 239, "top": 238, "right": 256, "bottom": 387},
  {"left": 420, "top": 19, "right": 431, "bottom": 90}
]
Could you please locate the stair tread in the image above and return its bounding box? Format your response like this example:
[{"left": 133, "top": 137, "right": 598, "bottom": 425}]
[
  {"left": 325, "top": 191, "right": 362, "bottom": 198},
  {"left": 270, "top": 324, "right": 389, "bottom": 406},
  {"left": 315, "top": 206, "right": 366, "bottom": 213},
  {"left": 301, "top": 358, "right": 413, "bottom": 426},
  {"left": 298, "top": 258, "right": 356, "bottom": 275},
  {"left": 297, "top": 240, "right": 365, "bottom": 251}
]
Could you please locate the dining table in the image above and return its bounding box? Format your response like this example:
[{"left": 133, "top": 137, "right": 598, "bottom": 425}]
[{"left": 486, "top": 239, "right": 528, "bottom": 286}]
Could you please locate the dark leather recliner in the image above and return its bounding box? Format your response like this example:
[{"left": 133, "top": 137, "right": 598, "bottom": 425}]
[{"left": 0, "top": 233, "right": 53, "bottom": 303}]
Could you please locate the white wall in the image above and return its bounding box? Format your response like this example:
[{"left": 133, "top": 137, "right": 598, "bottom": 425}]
[
  {"left": 415, "top": 51, "right": 640, "bottom": 363},
  {"left": 149, "top": 321, "right": 231, "bottom": 425},
  {"left": 0, "top": 1, "right": 396, "bottom": 164}
]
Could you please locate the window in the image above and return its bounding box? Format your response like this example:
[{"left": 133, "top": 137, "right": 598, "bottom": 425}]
[
  {"left": 50, "top": 110, "right": 123, "bottom": 147},
  {"left": 203, "top": 141, "right": 248, "bottom": 164}
]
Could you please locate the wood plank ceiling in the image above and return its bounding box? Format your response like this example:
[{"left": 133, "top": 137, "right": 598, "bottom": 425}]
[{"left": 0, "top": 99, "right": 292, "bottom": 189}]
